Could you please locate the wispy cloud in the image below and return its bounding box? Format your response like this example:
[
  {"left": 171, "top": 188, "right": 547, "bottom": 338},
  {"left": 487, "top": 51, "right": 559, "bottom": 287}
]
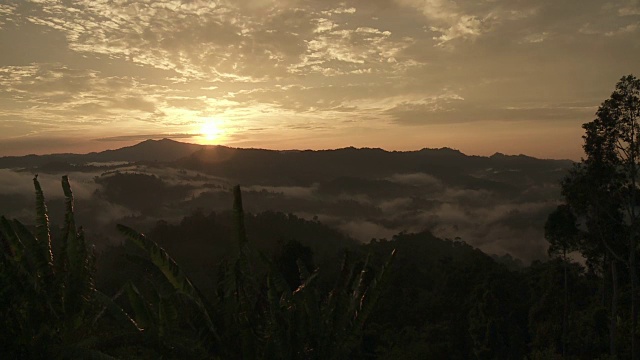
[{"left": 0, "top": 0, "right": 637, "bottom": 158}]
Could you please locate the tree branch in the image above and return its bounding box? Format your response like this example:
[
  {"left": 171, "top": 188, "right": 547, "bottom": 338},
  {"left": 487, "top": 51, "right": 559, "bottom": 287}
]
[{"left": 595, "top": 217, "right": 628, "bottom": 265}]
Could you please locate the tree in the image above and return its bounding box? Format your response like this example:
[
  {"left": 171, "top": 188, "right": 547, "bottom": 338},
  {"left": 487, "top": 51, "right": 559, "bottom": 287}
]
[
  {"left": 545, "top": 205, "right": 580, "bottom": 259},
  {"left": 544, "top": 204, "right": 579, "bottom": 357},
  {"left": 562, "top": 160, "right": 627, "bottom": 356},
  {"left": 561, "top": 74, "right": 640, "bottom": 359}
]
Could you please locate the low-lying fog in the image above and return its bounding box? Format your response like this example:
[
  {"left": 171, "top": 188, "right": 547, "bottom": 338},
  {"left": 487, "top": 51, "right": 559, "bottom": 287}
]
[{"left": 0, "top": 159, "right": 564, "bottom": 263}]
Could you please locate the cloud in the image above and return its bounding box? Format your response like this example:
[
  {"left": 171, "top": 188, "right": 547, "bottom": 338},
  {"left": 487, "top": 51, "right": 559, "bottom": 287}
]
[
  {"left": 378, "top": 197, "right": 414, "bottom": 213},
  {"left": 0, "top": 134, "right": 113, "bottom": 156},
  {"left": 110, "top": 96, "right": 157, "bottom": 113},
  {"left": 291, "top": 16, "right": 416, "bottom": 76},
  {"left": 0, "top": 142, "right": 569, "bottom": 262},
  {"left": 0, "top": 0, "right": 637, "bottom": 161},
  {"left": 386, "top": 95, "right": 598, "bottom": 125},
  {"left": 392, "top": 194, "right": 559, "bottom": 261},
  {"left": 394, "top": 0, "right": 539, "bottom": 46},
  {"left": 0, "top": 3, "right": 17, "bottom": 28},
  {"left": 430, "top": 15, "right": 486, "bottom": 46},
  {"left": 0, "top": 64, "right": 170, "bottom": 126},
  {"left": 519, "top": 32, "right": 549, "bottom": 44},
  {"left": 15, "top": 0, "right": 420, "bottom": 81},
  {"left": 0, "top": 169, "right": 99, "bottom": 201},
  {"left": 619, "top": 5, "right": 640, "bottom": 16},
  {"left": 387, "top": 173, "right": 443, "bottom": 187},
  {"left": 395, "top": 0, "right": 460, "bottom": 21},
  {"left": 20, "top": 1, "right": 247, "bottom": 80},
  {"left": 339, "top": 220, "right": 399, "bottom": 242},
  {"left": 385, "top": 94, "right": 465, "bottom": 125},
  {"left": 313, "top": 181, "right": 559, "bottom": 262},
  {"left": 605, "top": 22, "right": 640, "bottom": 36},
  {"left": 0, "top": 166, "right": 172, "bottom": 239},
  {"left": 0, "top": 169, "right": 41, "bottom": 196}
]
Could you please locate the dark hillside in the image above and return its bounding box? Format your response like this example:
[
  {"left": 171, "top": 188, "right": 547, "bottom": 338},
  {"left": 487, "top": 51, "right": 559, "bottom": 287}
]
[{"left": 177, "top": 144, "right": 572, "bottom": 188}]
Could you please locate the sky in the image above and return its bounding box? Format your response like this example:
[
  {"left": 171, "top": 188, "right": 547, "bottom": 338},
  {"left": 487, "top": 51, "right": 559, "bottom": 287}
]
[{"left": 0, "top": 0, "right": 639, "bottom": 159}]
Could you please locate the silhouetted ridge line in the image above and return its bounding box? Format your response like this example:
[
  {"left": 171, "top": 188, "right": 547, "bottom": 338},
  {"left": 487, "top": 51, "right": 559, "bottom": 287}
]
[{"left": 0, "top": 140, "right": 574, "bottom": 182}]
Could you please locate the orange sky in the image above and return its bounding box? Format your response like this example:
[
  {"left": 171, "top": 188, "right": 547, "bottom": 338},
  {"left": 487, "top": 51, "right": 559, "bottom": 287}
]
[{"left": 0, "top": 0, "right": 638, "bottom": 160}]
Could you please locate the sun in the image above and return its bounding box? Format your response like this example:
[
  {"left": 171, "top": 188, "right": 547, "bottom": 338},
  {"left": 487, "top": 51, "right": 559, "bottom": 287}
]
[{"left": 199, "top": 118, "right": 224, "bottom": 143}]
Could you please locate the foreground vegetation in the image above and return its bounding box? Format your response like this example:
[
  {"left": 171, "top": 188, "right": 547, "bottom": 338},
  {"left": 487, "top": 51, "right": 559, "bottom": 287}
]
[
  {"left": 0, "top": 176, "right": 394, "bottom": 359},
  {"left": 0, "top": 174, "right": 629, "bottom": 359}
]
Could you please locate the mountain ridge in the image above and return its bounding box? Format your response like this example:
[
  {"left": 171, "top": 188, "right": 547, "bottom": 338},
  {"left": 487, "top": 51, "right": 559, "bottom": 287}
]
[
  {"left": 0, "top": 138, "right": 574, "bottom": 188},
  {"left": 0, "top": 138, "right": 574, "bottom": 163},
  {"left": 0, "top": 138, "right": 574, "bottom": 263}
]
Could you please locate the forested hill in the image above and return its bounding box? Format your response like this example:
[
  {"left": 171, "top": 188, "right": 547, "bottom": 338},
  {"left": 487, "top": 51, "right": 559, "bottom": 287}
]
[
  {"left": 177, "top": 145, "right": 572, "bottom": 186},
  {"left": 0, "top": 139, "right": 574, "bottom": 262},
  {"left": 0, "top": 139, "right": 203, "bottom": 167},
  {"left": 0, "top": 138, "right": 571, "bottom": 171},
  {"left": 95, "top": 211, "right": 608, "bottom": 359},
  {"left": 0, "top": 138, "right": 572, "bottom": 188}
]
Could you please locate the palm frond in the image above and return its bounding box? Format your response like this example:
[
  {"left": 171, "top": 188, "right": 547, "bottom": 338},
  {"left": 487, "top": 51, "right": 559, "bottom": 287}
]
[
  {"left": 93, "top": 289, "right": 141, "bottom": 332},
  {"left": 33, "top": 175, "right": 53, "bottom": 265},
  {"left": 117, "top": 224, "right": 197, "bottom": 298},
  {"left": 0, "top": 216, "right": 23, "bottom": 260},
  {"left": 117, "top": 223, "right": 221, "bottom": 350},
  {"left": 232, "top": 185, "right": 247, "bottom": 247}
]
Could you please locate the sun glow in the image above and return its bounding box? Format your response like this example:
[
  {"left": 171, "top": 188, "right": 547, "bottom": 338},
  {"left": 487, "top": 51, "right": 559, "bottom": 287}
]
[{"left": 199, "top": 118, "right": 225, "bottom": 143}]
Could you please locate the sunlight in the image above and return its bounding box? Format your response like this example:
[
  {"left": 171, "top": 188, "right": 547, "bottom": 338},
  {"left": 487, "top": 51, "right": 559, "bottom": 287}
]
[{"left": 199, "top": 117, "right": 225, "bottom": 143}]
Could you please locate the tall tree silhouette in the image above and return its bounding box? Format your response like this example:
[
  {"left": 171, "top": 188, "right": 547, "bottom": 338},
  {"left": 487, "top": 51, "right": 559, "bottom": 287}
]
[
  {"left": 545, "top": 204, "right": 579, "bottom": 357},
  {"left": 560, "top": 74, "right": 640, "bottom": 359}
]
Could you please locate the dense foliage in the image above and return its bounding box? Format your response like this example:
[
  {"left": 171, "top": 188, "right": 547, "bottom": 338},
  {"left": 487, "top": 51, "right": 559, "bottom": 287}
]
[
  {"left": 553, "top": 74, "right": 640, "bottom": 359},
  {"left": 0, "top": 176, "right": 138, "bottom": 358},
  {"left": 0, "top": 176, "right": 628, "bottom": 359},
  {"left": 1, "top": 178, "right": 394, "bottom": 359}
]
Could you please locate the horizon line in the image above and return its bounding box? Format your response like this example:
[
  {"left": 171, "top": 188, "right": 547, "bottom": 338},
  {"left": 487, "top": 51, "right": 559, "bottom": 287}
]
[{"left": 0, "top": 137, "right": 577, "bottom": 162}]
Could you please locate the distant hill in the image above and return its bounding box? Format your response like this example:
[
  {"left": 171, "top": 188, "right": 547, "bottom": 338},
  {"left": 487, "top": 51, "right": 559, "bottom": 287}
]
[
  {"left": 0, "top": 138, "right": 575, "bottom": 262},
  {"left": 177, "top": 144, "right": 573, "bottom": 188},
  {"left": 0, "top": 138, "right": 573, "bottom": 189},
  {"left": 92, "top": 138, "right": 204, "bottom": 162},
  {"left": 0, "top": 138, "right": 203, "bottom": 168}
]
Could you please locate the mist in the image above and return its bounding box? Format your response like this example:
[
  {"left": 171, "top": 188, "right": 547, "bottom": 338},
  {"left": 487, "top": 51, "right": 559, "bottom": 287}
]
[{"left": 0, "top": 143, "right": 569, "bottom": 262}]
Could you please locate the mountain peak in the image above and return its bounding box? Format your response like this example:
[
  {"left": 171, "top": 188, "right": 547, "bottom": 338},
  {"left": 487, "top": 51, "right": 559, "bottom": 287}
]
[
  {"left": 137, "top": 138, "right": 179, "bottom": 145},
  {"left": 490, "top": 152, "right": 533, "bottom": 159},
  {"left": 418, "top": 147, "right": 465, "bottom": 156},
  {"left": 93, "top": 138, "right": 204, "bottom": 162}
]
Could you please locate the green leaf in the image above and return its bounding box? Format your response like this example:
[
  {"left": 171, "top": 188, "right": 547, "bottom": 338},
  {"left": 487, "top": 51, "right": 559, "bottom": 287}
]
[
  {"left": 13, "top": 218, "right": 55, "bottom": 293},
  {"left": 125, "top": 282, "right": 153, "bottom": 329},
  {"left": 117, "top": 224, "right": 197, "bottom": 298},
  {"left": 33, "top": 175, "right": 53, "bottom": 265},
  {"left": 60, "top": 175, "right": 77, "bottom": 274},
  {"left": 94, "top": 289, "right": 141, "bottom": 332},
  {"left": 59, "top": 347, "right": 121, "bottom": 360},
  {"left": 232, "top": 185, "right": 247, "bottom": 247},
  {"left": 354, "top": 249, "right": 396, "bottom": 328},
  {"left": 0, "top": 216, "right": 23, "bottom": 260},
  {"left": 117, "top": 224, "right": 221, "bottom": 349}
]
